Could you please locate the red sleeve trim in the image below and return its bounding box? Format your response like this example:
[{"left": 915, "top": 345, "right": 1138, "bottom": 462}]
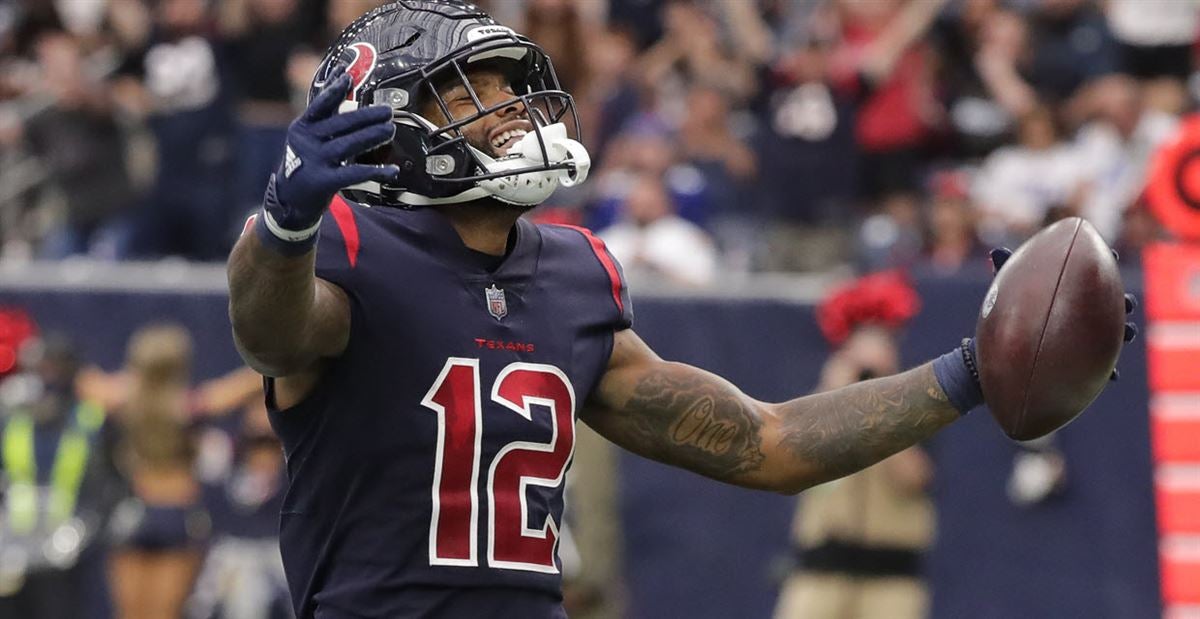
[
  {"left": 558, "top": 225, "right": 624, "bottom": 316},
  {"left": 241, "top": 213, "right": 258, "bottom": 236},
  {"left": 329, "top": 196, "right": 360, "bottom": 268}
]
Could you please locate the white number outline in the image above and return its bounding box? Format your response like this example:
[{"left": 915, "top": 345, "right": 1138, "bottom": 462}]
[
  {"left": 487, "top": 362, "right": 576, "bottom": 574},
  {"left": 420, "top": 359, "right": 576, "bottom": 573},
  {"left": 420, "top": 357, "right": 483, "bottom": 567}
]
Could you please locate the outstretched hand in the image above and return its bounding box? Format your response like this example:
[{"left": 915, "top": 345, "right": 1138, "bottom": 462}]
[{"left": 265, "top": 70, "right": 400, "bottom": 234}]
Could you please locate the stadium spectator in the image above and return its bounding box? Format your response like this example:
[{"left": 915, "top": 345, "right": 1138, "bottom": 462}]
[
  {"left": 603, "top": 0, "right": 669, "bottom": 50},
  {"left": 586, "top": 129, "right": 712, "bottom": 231},
  {"left": 830, "top": 0, "right": 948, "bottom": 198},
  {"left": 923, "top": 170, "right": 985, "bottom": 274},
  {"left": 936, "top": 3, "right": 1037, "bottom": 158},
  {"left": 518, "top": 0, "right": 592, "bottom": 95},
  {"left": 0, "top": 333, "right": 122, "bottom": 619},
  {"left": 971, "top": 104, "right": 1081, "bottom": 245},
  {"left": 1024, "top": 0, "right": 1119, "bottom": 103},
  {"left": 599, "top": 173, "right": 718, "bottom": 287},
  {"left": 856, "top": 192, "right": 924, "bottom": 272},
  {"left": 1071, "top": 74, "right": 1178, "bottom": 241},
  {"left": 220, "top": 0, "right": 310, "bottom": 214},
  {"left": 113, "top": 0, "right": 235, "bottom": 261},
  {"left": 105, "top": 325, "right": 210, "bottom": 619},
  {"left": 1108, "top": 0, "right": 1200, "bottom": 81},
  {"left": 678, "top": 83, "right": 757, "bottom": 208},
  {"left": 677, "top": 82, "right": 758, "bottom": 267},
  {"left": 758, "top": 18, "right": 859, "bottom": 223},
  {"left": 18, "top": 31, "right": 138, "bottom": 259},
  {"left": 755, "top": 16, "right": 859, "bottom": 272},
  {"left": 577, "top": 26, "right": 641, "bottom": 166},
  {"left": 776, "top": 274, "right": 932, "bottom": 619},
  {"left": 188, "top": 399, "right": 291, "bottom": 619},
  {"left": 638, "top": 0, "right": 759, "bottom": 116}
]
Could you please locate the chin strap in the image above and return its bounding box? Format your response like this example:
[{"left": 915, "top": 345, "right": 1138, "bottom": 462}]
[{"left": 473, "top": 122, "right": 591, "bottom": 205}]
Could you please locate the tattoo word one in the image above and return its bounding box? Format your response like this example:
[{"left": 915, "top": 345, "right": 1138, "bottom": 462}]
[
  {"left": 624, "top": 370, "right": 766, "bottom": 479},
  {"left": 669, "top": 397, "right": 739, "bottom": 456}
]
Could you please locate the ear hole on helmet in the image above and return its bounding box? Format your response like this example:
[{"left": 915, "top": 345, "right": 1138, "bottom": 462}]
[{"left": 357, "top": 143, "right": 392, "bottom": 165}]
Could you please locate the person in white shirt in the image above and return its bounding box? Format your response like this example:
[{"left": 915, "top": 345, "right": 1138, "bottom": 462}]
[
  {"left": 971, "top": 105, "right": 1082, "bottom": 245},
  {"left": 1071, "top": 75, "right": 1178, "bottom": 241},
  {"left": 598, "top": 174, "right": 718, "bottom": 287},
  {"left": 1107, "top": 0, "right": 1200, "bottom": 79}
]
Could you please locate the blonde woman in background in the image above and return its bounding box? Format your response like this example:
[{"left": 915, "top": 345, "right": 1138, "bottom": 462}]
[
  {"left": 96, "top": 324, "right": 206, "bottom": 619},
  {"left": 75, "top": 324, "right": 255, "bottom": 619}
]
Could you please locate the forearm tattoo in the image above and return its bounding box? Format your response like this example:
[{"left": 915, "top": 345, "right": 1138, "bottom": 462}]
[
  {"left": 619, "top": 367, "right": 767, "bottom": 480},
  {"left": 775, "top": 364, "right": 957, "bottom": 485},
  {"left": 601, "top": 363, "right": 958, "bottom": 490}
]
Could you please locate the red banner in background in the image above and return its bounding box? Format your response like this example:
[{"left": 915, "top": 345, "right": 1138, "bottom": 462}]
[
  {"left": 1148, "top": 116, "right": 1200, "bottom": 243},
  {"left": 1143, "top": 242, "right": 1200, "bottom": 609}
]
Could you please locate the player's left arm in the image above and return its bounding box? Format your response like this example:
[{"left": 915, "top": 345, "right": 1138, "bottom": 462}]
[{"left": 581, "top": 329, "right": 959, "bottom": 494}]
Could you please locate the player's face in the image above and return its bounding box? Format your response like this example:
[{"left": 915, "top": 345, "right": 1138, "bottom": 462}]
[{"left": 422, "top": 67, "right": 531, "bottom": 159}]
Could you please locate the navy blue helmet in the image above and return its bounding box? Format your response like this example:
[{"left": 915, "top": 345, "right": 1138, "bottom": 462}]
[{"left": 310, "top": 0, "right": 590, "bottom": 208}]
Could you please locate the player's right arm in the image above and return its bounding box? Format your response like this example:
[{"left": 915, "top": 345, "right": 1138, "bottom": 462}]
[
  {"left": 227, "top": 236, "right": 348, "bottom": 376},
  {"left": 582, "top": 330, "right": 961, "bottom": 494},
  {"left": 583, "top": 249, "right": 1137, "bottom": 494},
  {"left": 227, "top": 70, "right": 398, "bottom": 379}
]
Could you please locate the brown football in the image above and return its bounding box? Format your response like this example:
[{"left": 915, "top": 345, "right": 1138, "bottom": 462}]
[{"left": 975, "top": 218, "right": 1126, "bottom": 441}]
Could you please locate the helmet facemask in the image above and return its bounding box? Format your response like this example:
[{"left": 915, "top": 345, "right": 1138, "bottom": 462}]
[{"left": 343, "top": 33, "right": 591, "bottom": 208}]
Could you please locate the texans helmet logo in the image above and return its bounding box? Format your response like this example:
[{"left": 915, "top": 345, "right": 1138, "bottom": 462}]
[{"left": 342, "top": 42, "right": 378, "bottom": 107}]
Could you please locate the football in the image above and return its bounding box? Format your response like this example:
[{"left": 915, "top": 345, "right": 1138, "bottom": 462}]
[{"left": 975, "top": 218, "right": 1127, "bottom": 441}]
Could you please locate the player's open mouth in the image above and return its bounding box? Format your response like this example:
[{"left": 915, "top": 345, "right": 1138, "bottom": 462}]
[
  {"left": 489, "top": 121, "right": 533, "bottom": 154},
  {"left": 491, "top": 129, "right": 527, "bottom": 151}
]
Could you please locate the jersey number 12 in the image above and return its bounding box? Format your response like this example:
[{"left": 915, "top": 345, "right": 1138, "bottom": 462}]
[{"left": 421, "top": 358, "right": 574, "bottom": 574}]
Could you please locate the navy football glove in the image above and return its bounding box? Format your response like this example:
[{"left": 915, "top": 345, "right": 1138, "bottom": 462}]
[
  {"left": 258, "top": 71, "right": 399, "bottom": 253},
  {"left": 1111, "top": 247, "right": 1138, "bottom": 380}
]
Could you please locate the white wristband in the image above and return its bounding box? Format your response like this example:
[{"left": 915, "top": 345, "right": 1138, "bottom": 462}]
[{"left": 262, "top": 209, "right": 322, "bottom": 243}]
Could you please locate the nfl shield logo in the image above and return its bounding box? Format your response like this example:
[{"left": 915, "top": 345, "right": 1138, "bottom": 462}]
[{"left": 485, "top": 284, "right": 507, "bottom": 320}]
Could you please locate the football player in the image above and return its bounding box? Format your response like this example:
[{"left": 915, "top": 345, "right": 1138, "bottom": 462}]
[{"left": 226, "top": 2, "right": 1136, "bottom": 618}]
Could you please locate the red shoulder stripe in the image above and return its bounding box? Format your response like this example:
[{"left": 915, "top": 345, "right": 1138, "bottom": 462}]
[
  {"left": 558, "top": 225, "right": 624, "bottom": 316},
  {"left": 329, "top": 196, "right": 359, "bottom": 268}
]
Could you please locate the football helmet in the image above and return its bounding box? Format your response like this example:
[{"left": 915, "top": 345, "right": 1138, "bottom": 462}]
[{"left": 310, "top": 0, "right": 590, "bottom": 208}]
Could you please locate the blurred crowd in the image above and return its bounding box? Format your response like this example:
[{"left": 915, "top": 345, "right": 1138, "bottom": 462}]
[{"left": 0, "top": 0, "right": 1193, "bottom": 281}]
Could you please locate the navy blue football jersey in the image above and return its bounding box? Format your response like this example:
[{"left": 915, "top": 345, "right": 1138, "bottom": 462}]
[{"left": 266, "top": 197, "right": 632, "bottom": 619}]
